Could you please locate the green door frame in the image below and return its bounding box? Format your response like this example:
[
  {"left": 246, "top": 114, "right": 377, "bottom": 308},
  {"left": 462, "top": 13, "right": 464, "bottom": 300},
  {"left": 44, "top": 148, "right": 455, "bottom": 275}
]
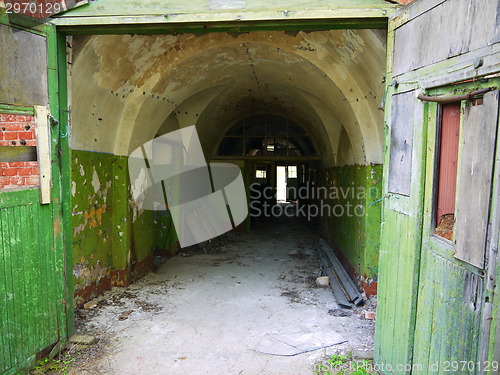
[
  {"left": 0, "top": 9, "right": 74, "bottom": 372},
  {"left": 41, "top": 0, "right": 395, "bottom": 353},
  {"left": 47, "top": 0, "right": 394, "bottom": 324}
]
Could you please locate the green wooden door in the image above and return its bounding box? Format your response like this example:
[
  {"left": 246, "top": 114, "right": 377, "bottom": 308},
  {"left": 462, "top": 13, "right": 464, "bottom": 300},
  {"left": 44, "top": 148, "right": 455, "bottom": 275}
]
[
  {"left": 0, "top": 11, "right": 71, "bottom": 375},
  {"left": 411, "top": 88, "right": 499, "bottom": 374}
]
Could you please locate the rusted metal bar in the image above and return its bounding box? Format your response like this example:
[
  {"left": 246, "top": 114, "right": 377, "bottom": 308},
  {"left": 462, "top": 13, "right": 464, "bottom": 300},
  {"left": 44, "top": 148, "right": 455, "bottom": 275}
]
[{"left": 417, "top": 87, "right": 497, "bottom": 103}]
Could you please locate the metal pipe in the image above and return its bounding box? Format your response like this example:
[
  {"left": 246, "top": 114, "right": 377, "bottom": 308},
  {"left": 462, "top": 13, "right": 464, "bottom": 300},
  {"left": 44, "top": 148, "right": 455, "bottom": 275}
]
[{"left": 417, "top": 87, "right": 496, "bottom": 103}]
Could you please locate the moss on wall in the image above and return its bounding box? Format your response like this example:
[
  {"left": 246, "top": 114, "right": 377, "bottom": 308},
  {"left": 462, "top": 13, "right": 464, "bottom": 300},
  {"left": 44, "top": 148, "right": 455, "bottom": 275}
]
[
  {"left": 71, "top": 150, "right": 155, "bottom": 303},
  {"left": 320, "top": 164, "right": 382, "bottom": 285}
]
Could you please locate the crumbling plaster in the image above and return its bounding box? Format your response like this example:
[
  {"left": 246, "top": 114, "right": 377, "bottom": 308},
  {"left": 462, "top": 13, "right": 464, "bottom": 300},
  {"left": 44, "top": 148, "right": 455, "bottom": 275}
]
[{"left": 71, "top": 29, "right": 386, "bottom": 166}]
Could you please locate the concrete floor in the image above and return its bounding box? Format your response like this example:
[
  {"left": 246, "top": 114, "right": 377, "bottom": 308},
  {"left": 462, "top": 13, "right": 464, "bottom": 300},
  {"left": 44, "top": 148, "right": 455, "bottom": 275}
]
[{"left": 69, "top": 217, "right": 375, "bottom": 375}]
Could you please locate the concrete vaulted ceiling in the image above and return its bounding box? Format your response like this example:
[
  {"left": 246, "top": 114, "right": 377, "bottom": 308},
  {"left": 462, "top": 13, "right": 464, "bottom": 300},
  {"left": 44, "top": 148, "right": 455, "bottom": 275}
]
[{"left": 70, "top": 28, "right": 387, "bottom": 166}]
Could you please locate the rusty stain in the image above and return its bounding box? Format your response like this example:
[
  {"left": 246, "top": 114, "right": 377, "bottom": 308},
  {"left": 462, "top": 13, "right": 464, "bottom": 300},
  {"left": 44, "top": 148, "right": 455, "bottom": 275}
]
[
  {"left": 83, "top": 203, "right": 107, "bottom": 228},
  {"left": 53, "top": 218, "right": 62, "bottom": 237}
]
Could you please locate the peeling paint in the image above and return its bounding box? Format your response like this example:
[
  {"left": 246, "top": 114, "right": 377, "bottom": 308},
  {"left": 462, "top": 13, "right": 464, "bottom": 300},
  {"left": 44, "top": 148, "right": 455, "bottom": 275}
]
[
  {"left": 72, "top": 30, "right": 386, "bottom": 165},
  {"left": 91, "top": 167, "right": 101, "bottom": 193}
]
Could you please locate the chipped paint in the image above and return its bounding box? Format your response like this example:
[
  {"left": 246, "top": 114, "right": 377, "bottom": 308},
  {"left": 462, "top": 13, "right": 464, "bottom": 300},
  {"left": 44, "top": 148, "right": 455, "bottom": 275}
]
[
  {"left": 71, "top": 150, "right": 154, "bottom": 300},
  {"left": 71, "top": 30, "right": 386, "bottom": 165},
  {"left": 321, "top": 164, "right": 382, "bottom": 283},
  {"left": 91, "top": 167, "right": 101, "bottom": 193}
]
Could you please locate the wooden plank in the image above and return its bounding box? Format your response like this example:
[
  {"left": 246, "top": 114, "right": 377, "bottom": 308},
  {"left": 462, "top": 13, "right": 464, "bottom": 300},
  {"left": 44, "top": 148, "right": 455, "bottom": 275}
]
[
  {"left": 0, "top": 104, "right": 35, "bottom": 116},
  {"left": 0, "top": 209, "right": 12, "bottom": 372},
  {"left": 35, "top": 106, "right": 51, "bottom": 204},
  {"left": 455, "top": 91, "right": 499, "bottom": 268},
  {"left": 390, "top": 0, "right": 446, "bottom": 29},
  {"left": 318, "top": 239, "right": 363, "bottom": 305},
  {"left": 23, "top": 204, "right": 38, "bottom": 354},
  {"left": 392, "top": 0, "right": 498, "bottom": 77},
  {"left": 390, "top": 43, "right": 500, "bottom": 91},
  {"left": 318, "top": 252, "right": 352, "bottom": 308},
  {"left": 388, "top": 91, "right": 415, "bottom": 196},
  {"left": 0, "top": 189, "right": 38, "bottom": 208},
  {"left": 480, "top": 99, "right": 500, "bottom": 369},
  {"left": 0, "top": 146, "right": 37, "bottom": 162},
  {"left": 0, "top": 24, "right": 48, "bottom": 107},
  {"left": 51, "top": 0, "right": 397, "bottom": 18}
]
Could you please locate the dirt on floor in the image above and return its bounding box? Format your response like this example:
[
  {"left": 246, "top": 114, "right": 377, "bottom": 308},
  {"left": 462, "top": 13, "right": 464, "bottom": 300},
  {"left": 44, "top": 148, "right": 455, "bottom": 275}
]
[{"left": 60, "top": 217, "right": 376, "bottom": 375}]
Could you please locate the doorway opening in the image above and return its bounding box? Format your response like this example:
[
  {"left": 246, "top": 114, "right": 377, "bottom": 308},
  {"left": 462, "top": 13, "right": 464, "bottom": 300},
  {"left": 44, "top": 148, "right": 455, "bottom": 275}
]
[
  {"left": 65, "top": 28, "right": 386, "bottom": 371},
  {"left": 276, "top": 165, "right": 287, "bottom": 202}
]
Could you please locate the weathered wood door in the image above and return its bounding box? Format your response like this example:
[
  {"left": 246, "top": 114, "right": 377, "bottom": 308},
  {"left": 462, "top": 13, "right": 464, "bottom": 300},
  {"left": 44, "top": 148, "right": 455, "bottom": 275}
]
[
  {"left": 0, "top": 11, "right": 71, "bottom": 374},
  {"left": 375, "top": 0, "right": 499, "bottom": 373},
  {"left": 411, "top": 89, "right": 499, "bottom": 374}
]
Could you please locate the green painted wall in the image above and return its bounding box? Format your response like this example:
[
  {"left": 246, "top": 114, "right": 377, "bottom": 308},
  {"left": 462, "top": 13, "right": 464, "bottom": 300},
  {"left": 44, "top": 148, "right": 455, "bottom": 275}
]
[
  {"left": 71, "top": 150, "right": 154, "bottom": 304},
  {"left": 320, "top": 164, "right": 382, "bottom": 284},
  {"left": 153, "top": 211, "right": 179, "bottom": 254}
]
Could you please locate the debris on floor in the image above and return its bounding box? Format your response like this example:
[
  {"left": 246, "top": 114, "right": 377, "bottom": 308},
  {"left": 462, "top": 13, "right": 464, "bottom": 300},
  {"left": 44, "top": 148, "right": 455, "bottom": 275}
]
[
  {"left": 352, "top": 349, "right": 374, "bottom": 360},
  {"left": 328, "top": 308, "right": 353, "bottom": 317},
  {"left": 364, "top": 311, "right": 376, "bottom": 320},
  {"left": 317, "top": 238, "right": 364, "bottom": 308},
  {"left": 253, "top": 330, "right": 346, "bottom": 356},
  {"left": 60, "top": 217, "right": 375, "bottom": 375},
  {"left": 117, "top": 310, "right": 134, "bottom": 320},
  {"left": 315, "top": 275, "right": 329, "bottom": 286},
  {"left": 68, "top": 334, "right": 97, "bottom": 346}
]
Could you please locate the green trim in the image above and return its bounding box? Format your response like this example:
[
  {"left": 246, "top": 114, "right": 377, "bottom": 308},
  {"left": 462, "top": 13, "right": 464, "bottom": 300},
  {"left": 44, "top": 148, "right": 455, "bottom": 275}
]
[
  {"left": 0, "top": 104, "right": 35, "bottom": 116},
  {"left": 0, "top": 8, "right": 47, "bottom": 35},
  {"left": 46, "top": 23, "right": 75, "bottom": 340},
  {"left": 426, "top": 236, "right": 484, "bottom": 276},
  {"left": 427, "top": 79, "right": 499, "bottom": 96},
  {"left": 0, "top": 188, "right": 39, "bottom": 208},
  {"left": 53, "top": 0, "right": 397, "bottom": 18}
]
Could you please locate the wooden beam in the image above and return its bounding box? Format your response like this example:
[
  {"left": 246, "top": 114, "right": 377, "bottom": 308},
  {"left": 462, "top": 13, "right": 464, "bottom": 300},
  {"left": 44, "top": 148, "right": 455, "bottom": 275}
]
[
  {"left": 211, "top": 155, "right": 320, "bottom": 161},
  {"left": 0, "top": 104, "right": 35, "bottom": 116},
  {"left": 0, "top": 146, "right": 37, "bottom": 162},
  {"left": 52, "top": 15, "right": 391, "bottom": 35},
  {"left": 35, "top": 105, "right": 51, "bottom": 204}
]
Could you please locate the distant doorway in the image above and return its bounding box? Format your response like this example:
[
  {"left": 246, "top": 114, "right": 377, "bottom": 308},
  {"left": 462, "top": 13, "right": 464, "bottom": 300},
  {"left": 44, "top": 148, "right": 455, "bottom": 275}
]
[
  {"left": 276, "top": 165, "right": 287, "bottom": 202},
  {"left": 276, "top": 165, "right": 298, "bottom": 202}
]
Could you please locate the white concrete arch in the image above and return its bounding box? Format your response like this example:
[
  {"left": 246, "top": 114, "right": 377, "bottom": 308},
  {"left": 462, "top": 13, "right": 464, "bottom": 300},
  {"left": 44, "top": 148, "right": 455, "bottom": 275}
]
[{"left": 70, "top": 29, "right": 386, "bottom": 167}]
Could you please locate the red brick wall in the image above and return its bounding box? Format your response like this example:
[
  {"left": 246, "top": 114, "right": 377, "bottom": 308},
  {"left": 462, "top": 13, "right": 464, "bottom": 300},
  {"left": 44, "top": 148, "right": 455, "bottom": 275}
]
[{"left": 0, "top": 114, "right": 39, "bottom": 189}]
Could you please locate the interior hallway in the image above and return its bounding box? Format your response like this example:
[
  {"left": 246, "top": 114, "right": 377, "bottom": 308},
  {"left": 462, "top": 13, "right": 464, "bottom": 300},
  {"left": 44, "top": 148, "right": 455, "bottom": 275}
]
[{"left": 68, "top": 216, "right": 375, "bottom": 375}]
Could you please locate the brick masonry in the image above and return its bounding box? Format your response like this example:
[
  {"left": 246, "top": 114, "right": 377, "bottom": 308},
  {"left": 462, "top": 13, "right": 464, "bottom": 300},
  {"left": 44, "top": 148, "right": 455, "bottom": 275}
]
[{"left": 0, "top": 114, "right": 39, "bottom": 189}]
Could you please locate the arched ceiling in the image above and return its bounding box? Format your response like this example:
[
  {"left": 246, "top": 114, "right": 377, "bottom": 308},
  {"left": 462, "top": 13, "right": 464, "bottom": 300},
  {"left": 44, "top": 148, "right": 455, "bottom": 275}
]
[{"left": 70, "top": 29, "right": 386, "bottom": 166}]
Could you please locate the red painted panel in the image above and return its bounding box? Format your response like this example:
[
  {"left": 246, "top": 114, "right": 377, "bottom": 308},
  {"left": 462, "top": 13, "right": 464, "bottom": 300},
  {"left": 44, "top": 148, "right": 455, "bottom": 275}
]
[{"left": 436, "top": 103, "right": 461, "bottom": 225}]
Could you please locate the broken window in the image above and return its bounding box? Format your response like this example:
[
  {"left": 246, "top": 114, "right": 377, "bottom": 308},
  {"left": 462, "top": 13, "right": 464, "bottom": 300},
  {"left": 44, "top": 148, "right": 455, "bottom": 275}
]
[
  {"left": 434, "top": 102, "right": 461, "bottom": 241},
  {"left": 217, "top": 115, "right": 315, "bottom": 157},
  {"left": 288, "top": 166, "right": 297, "bottom": 178},
  {"left": 255, "top": 169, "right": 266, "bottom": 178}
]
